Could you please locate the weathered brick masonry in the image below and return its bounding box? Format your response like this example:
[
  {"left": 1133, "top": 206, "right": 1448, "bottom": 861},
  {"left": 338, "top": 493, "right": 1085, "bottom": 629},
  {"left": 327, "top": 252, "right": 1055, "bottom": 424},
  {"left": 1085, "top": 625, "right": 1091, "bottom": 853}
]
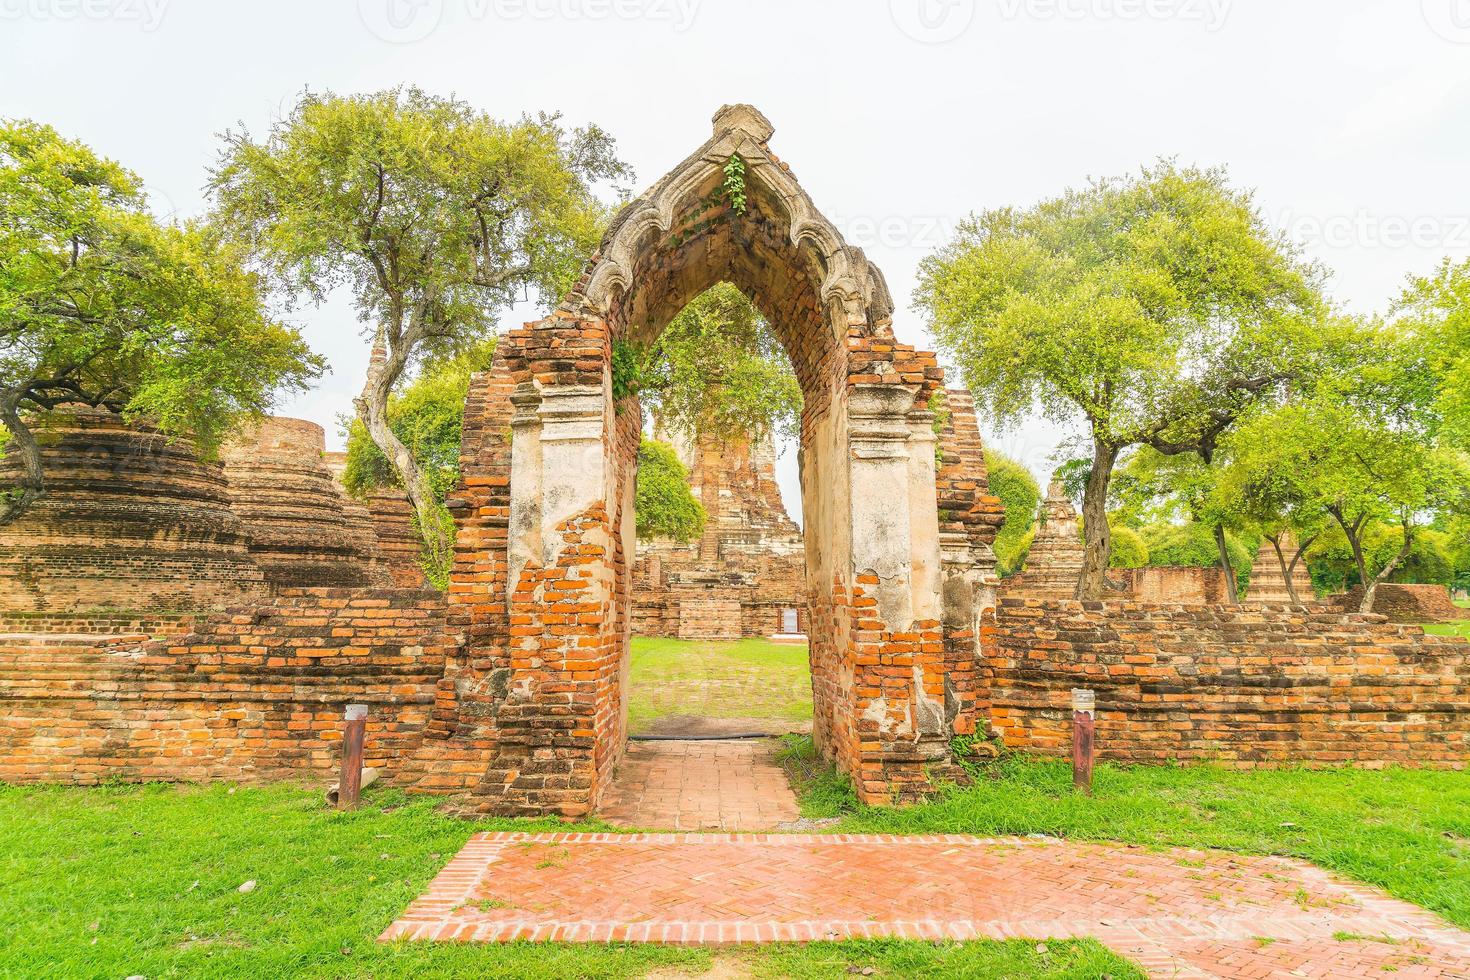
[
  {"left": 0, "top": 405, "right": 269, "bottom": 614},
  {"left": 221, "top": 418, "right": 388, "bottom": 589},
  {"left": 1326, "top": 584, "right": 1465, "bottom": 623},
  {"left": 0, "top": 588, "right": 454, "bottom": 785},
  {"left": 986, "top": 597, "right": 1470, "bottom": 767}
]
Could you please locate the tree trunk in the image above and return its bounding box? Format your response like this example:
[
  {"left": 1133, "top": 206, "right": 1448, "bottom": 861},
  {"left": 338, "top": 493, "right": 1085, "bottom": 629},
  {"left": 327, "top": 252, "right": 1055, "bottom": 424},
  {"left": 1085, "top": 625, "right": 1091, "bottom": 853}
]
[
  {"left": 0, "top": 395, "right": 44, "bottom": 527},
  {"left": 1213, "top": 523, "right": 1239, "bottom": 605},
  {"left": 1077, "top": 439, "right": 1118, "bottom": 600},
  {"left": 353, "top": 329, "right": 452, "bottom": 582},
  {"left": 1268, "top": 534, "right": 1301, "bottom": 605},
  {"left": 1361, "top": 522, "right": 1415, "bottom": 615}
]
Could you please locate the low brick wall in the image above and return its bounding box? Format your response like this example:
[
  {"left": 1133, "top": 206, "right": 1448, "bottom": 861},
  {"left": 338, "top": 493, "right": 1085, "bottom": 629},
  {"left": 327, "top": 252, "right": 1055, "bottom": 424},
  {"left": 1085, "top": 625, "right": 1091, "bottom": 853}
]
[
  {"left": 1326, "top": 584, "right": 1465, "bottom": 623},
  {"left": 985, "top": 597, "right": 1470, "bottom": 768},
  {"left": 0, "top": 589, "right": 455, "bottom": 785}
]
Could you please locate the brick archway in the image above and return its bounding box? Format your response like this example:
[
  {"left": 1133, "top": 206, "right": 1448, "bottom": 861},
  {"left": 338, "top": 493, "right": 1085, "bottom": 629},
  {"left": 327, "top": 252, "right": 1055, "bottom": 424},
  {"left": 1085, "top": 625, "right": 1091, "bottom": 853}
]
[{"left": 434, "top": 106, "right": 1000, "bottom": 815}]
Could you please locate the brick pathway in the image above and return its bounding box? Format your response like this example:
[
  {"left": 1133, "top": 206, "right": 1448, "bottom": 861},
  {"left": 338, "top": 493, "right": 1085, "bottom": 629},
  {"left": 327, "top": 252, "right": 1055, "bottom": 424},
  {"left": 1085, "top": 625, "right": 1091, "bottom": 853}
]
[
  {"left": 383, "top": 834, "right": 1470, "bottom": 978},
  {"left": 597, "top": 740, "right": 801, "bottom": 831}
]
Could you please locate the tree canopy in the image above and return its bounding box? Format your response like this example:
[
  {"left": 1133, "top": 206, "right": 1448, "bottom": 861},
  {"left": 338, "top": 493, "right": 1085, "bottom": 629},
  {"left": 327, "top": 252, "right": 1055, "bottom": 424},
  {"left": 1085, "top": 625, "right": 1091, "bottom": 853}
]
[
  {"left": 1394, "top": 256, "right": 1470, "bottom": 448},
  {"left": 626, "top": 282, "right": 802, "bottom": 443},
  {"left": 634, "top": 439, "right": 706, "bottom": 542},
  {"left": 984, "top": 449, "right": 1041, "bottom": 575},
  {"left": 209, "top": 86, "right": 629, "bottom": 576},
  {"left": 0, "top": 119, "right": 323, "bottom": 523},
  {"left": 917, "top": 159, "right": 1326, "bottom": 597},
  {"left": 1214, "top": 348, "right": 1469, "bottom": 610}
]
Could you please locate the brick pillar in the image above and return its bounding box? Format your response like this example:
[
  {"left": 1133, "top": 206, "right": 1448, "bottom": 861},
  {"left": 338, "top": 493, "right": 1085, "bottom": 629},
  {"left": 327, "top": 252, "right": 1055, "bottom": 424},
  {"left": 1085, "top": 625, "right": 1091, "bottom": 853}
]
[
  {"left": 845, "top": 384, "right": 949, "bottom": 803},
  {"left": 498, "top": 382, "right": 622, "bottom": 817}
]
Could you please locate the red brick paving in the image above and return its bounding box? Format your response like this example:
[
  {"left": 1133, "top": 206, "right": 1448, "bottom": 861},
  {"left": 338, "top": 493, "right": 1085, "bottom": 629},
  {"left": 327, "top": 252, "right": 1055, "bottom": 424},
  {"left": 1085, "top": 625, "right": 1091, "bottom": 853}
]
[
  {"left": 598, "top": 740, "right": 800, "bottom": 831},
  {"left": 383, "top": 833, "right": 1470, "bottom": 978}
]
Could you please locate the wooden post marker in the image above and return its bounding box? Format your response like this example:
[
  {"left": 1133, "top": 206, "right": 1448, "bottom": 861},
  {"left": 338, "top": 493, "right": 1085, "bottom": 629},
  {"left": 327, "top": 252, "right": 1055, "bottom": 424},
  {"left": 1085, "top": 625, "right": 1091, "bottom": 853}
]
[
  {"left": 339, "top": 704, "right": 368, "bottom": 810},
  {"left": 1071, "top": 688, "right": 1095, "bottom": 795}
]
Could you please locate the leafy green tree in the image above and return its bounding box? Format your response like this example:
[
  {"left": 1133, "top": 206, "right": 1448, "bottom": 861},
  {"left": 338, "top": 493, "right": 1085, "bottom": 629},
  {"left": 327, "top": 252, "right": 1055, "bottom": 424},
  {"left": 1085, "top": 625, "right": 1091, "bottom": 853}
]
[
  {"left": 1394, "top": 257, "right": 1470, "bottom": 447},
  {"left": 1108, "top": 525, "right": 1150, "bottom": 569},
  {"left": 630, "top": 283, "right": 802, "bottom": 442},
  {"left": 340, "top": 337, "right": 496, "bottom": 588},
  {"left": 1112, "top": 447, "right": 1252, "bottom": 602},
  {"left": 984, "top": 449, "right": 1041, "bottom": 573},
  {"left": 0, "top": 120, "right": 323, "bottom": 524},
  {"left": 916, "top": 160, "right": 1325, "bottom": 597},
  {"left": 1306, "top": 524, "right": 1454, "bottom": 592},
  {"left": 1140, "top": 522, "right": 1253, "bottom": 592},
  {"left": 209, "top": 86, "right": 628, "bottom": 571},
  {"left": 1220, "top": 340, "right": 1470, "bottom": 611},
  {"left": 634, "top": 438, "right": 705, "bottom": 542}
]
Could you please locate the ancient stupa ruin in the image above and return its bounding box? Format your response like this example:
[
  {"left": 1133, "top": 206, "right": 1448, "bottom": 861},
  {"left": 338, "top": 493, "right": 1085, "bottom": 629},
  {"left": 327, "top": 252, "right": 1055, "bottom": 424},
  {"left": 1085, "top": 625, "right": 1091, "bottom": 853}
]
[
  {"left": 1011, "top": 478, "right": 1085, "bottom": 597},
  {"left": 0, "top": 405, "right": 269, "bottom": 618},
  {"left": 631, "top": 426, "right": 805, "bottom": 639},
  {"left": 220, "top": 418, "right": 388, "bottom": 589},
  {"left": 320, "top": 452, "right": 428, "bottom": 589},
  {"left": 1246, "top": 532, "right": 1315, "bottom": 604}
]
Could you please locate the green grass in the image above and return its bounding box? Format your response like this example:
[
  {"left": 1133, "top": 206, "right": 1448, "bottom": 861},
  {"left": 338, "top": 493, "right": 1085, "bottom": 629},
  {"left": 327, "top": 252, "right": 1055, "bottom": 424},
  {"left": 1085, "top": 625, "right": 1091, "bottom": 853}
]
[
  {"left": 1424, "top": 619, "right": 1470, "bottom": 638},
  {"left": 627, "top": 637, "right": 813, "bottom": 733},
  {"left": 783, "top": 749, "right": 1470, "bottom": 931},
  {"left": 0, "top": 781, "right": 1137, "bottom": 978}
]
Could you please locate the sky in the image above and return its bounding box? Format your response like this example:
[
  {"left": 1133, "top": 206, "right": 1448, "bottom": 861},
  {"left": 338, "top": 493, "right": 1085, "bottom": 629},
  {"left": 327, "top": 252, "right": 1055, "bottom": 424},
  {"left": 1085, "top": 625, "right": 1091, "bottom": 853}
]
[{"left": 5, "top": 0, "right": 1469, "bottom": 523}]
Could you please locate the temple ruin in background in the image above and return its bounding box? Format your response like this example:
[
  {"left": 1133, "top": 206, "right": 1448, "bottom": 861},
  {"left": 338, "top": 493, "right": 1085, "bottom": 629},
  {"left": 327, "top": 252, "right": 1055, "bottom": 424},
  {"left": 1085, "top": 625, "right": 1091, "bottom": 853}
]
[{"left": 631, "top": 425, "right": 805, "bottom": 640}]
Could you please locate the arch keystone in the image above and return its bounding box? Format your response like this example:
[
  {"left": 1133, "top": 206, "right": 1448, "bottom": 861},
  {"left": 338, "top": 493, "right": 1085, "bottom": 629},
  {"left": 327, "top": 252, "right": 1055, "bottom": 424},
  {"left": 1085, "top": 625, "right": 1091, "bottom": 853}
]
[{"left": 712, "top": 104, "right": 775, "bottom": 143}]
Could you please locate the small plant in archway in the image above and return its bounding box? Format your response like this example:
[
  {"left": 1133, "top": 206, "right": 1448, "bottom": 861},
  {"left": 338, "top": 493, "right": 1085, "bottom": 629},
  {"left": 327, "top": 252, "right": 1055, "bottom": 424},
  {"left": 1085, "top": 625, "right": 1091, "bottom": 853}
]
[
  {"left": 611, "top": 339, "right": 649, "bottom": 404},
  {"left": 722, "top": 154, "right": 748, "bottom": 214}
]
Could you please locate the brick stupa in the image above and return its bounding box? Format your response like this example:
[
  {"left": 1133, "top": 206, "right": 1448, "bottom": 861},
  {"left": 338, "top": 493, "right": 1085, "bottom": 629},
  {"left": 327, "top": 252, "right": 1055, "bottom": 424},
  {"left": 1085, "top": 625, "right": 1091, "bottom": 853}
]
[
  {"left": 632, "top": 427, "right": 805, "bottom": 639},
  {"left": 221, "top": 418, "right": 388, "bottom": 589},
  {"left": 1246, "top": 532, "right": 1315, "bottom": 605},
  {"left": 320, "top": 451, "right": 427, "bottom": 589},
  {"left": 0, "top": 405, "right": 269, "bottom": 617},
  {"left": 1011, "top": 478, "right": 1085, "bottom": 598}
]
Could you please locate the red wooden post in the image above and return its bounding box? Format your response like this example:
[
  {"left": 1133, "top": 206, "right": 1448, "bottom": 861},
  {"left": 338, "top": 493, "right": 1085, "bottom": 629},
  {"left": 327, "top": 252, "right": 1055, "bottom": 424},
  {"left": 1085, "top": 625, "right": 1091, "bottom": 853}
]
[
  {"left": 1071, "top": 688, "right": 1095, "bottom": 795},
  {"left": 338, "top": 704, "right": 367, "bottom": 810}
]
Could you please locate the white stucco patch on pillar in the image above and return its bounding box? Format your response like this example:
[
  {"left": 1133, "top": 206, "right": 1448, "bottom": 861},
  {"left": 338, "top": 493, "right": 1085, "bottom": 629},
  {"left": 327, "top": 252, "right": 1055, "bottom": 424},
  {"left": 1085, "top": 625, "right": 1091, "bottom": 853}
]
[
  {"left": 507, "top": 383, "right": 609, "bottom": 604},
  {"left": 905, "top": 409, "right": 943, "bottom": 625},
  {"left": 507, "top": 383, "right": 545, "bottom": 600},
  {"left": 847, "top": 383, "right": 920, "bottom": 628},
  {"left": 536, "top": 385, "right": 609, "bottom": 539}
]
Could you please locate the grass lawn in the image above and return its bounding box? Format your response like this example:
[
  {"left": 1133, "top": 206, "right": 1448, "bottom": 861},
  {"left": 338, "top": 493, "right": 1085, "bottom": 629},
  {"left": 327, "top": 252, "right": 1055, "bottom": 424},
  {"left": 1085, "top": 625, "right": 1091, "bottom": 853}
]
[
  {"left": 1424, "top": 620, "right": 1470, "bottom": 638},
  {"left": 782, "top": 744, "right": 1470, "bottom": 931},
  {"left": 627, "top": 637, "right": 812, "bottom": 733},
  {"left": 0, "top": 781, "right": 1135, "bottom": 979}
]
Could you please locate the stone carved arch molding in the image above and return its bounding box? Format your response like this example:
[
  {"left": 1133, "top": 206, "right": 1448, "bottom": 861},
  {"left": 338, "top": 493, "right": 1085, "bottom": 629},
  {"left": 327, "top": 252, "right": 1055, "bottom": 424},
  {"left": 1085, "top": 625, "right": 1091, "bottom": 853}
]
[{"left": 572, "top": 104, "right": 896, "bottom": 343}]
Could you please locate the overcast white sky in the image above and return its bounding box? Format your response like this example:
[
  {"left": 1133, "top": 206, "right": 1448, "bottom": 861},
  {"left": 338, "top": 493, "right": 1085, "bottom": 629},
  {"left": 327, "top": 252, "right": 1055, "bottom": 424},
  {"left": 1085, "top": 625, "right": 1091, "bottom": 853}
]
[{"left": 5, "top": 0, "right": 1469, "bottom": 522}]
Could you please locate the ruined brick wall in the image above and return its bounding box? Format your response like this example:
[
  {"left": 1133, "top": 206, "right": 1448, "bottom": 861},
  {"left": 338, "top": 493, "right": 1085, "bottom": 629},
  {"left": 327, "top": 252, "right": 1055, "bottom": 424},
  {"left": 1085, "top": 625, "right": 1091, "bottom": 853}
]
[
  {"left": 1325, "top": 584, "right": 1465, "bottom": 623},
  {"left": 1110, "top": 566, "right": 1232, "bottom": 604},
  {"left": 0, "top": 406, "right": 269, "bottom": 614},
  {"left": 934, "top": 388, "right": 1004, "bottom": 734},
  {"left": 0, "top": 589, "right": 453, "bottom": 786},
  {"left": 985, "top": 597, "right": 1470, "bottom": 767},
  {"left": 221, "top": 419, "right": 388, "bottom": 590},
  {"left": 0, "top": 610, "right": 193, "bottom": 637},
  {"left": 366, "top": 491, "right": 429, "bottom": 589}
]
